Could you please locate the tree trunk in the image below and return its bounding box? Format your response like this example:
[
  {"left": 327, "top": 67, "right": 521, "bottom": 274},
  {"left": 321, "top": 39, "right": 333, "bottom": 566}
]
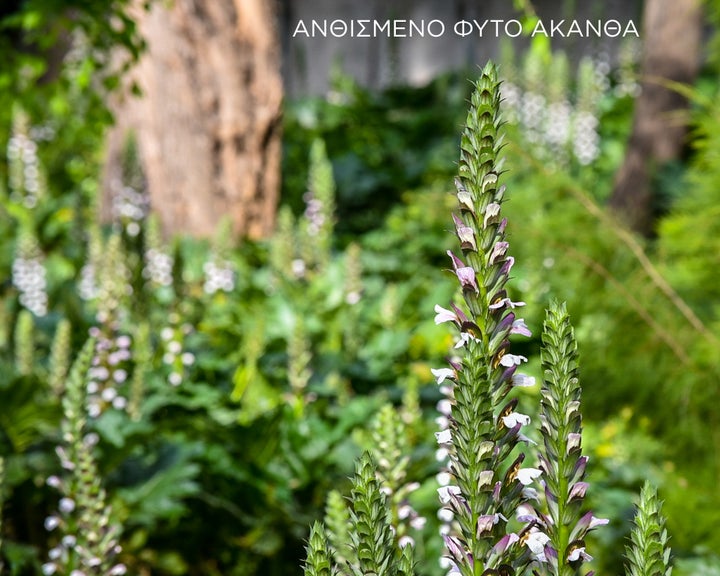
[
  {"left": 103, "top": 0, "right": 282, "bottom": 240},
  {"left": 608, "top": 0, "right": 702, "bottom": 236}
]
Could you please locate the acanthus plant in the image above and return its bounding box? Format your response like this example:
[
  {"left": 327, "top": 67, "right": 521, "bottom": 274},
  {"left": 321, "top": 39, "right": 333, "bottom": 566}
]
[{"left": 303, "top": 62, "right": 673, "bottom": 576}]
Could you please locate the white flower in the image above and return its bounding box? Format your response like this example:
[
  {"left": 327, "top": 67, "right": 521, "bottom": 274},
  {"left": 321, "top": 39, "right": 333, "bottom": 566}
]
[
  {"left": 489, "top": 297, "right": 526, "bottom": 310},
  {"left": 568, "top": 546, "right": 592, "bottom": 562},
  {"left": 44, "top": 516, "right": 60, "bottom": 531},
  {"left": 61, "top": 535, "right": 77, "bottom": 548},
  {"left": 499, "top": 354, "right": 528, "bottom": 367},
  {"left": 398, "top": 535, "right": 415, "bottom": 548},
  {"left": 501, "top": 411, "right": 531, "bottom": 428},
  {"left": 410, "top": 516, "right": 427, "bottom": 530},
  {"left": 525, "top": 530, "right": 551, "bottom": 561},
  {"left": 454, "top": 331, "right": 479, "bottom": 349},
  {"left": 112, "top": 396, "right": 127, "bottom": 410},
  {"left": 516, "top": 504, "right": 539, "bottom": 523},
  {"left": 431, "top": 368, "right": 455, "bottom": 384},
  {"left": 437, "top": 485, "right": 461, "bottom": 504},
  {"left": 58, "top": 498, "right": 75, "bottom": 514},
  {"left": 589, "top": 516, "right": 609, "bottom": 529},
  {"left": 483, "top": 202, "right": 501, "bottom": 228},
  {"left": 436, "top": 471, "right": 452, "bottom": 486},
  {"left": 436, "top": 399, "right": 453, "bottom": 416},
  {"left": 512, "top": 373, "right": 536, "bottom": 387},
  {"left": 435, "top": 430, "right": 453, "bottom": 445},
  {"left": 434, "top": 304, "right": 458, "bottom": 325},
  {"left": 516, "top": 468, "right": 542, "bottom": 486},
  {"left": 522, "top": 486, "right": 540, "bottom": 501}
]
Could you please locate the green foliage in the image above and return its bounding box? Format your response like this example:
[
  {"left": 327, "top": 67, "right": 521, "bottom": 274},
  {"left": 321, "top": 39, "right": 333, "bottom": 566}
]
[
  {"left": 283, "top": 70, "right": 472, "bottom": 238},
  {"left": 1, "top": 10, "right": 720, "bottom": 572}
]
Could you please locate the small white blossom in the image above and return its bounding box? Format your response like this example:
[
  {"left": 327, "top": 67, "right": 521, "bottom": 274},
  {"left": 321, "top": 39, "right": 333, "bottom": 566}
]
[
  {"left": 44, "top": 516, "right": 60, "bottom": 531},
  {"left": 516, "top": 468, "right": 542, "bottom": 486},
  {"left": 58, "top": 497, "right": 75, "bottom": 514},
  {"left": 437, "top": 485, "right": 462, "bottom": 504},
  {"left": 512, "top": 373, "right": 536, "bottom": 387},
  {"left": 525, "top": 530, "right": 551, "bottom": 561},
  {"left": 435, "top": 429, "right": 453, "bottom": 445},
  {"left": 436, "top": 471, "right": 452, "bottom": 486},
  {"left": 431, "top": 368, "right": 455, "bottom": 384},
  {"left": 501, "top": 412, "right": 531, "bottom": 428},
  {"left": 499, "top": 354, "right": 528, "bottom": 367},
  {"left": 398, "top": 535, "right": 414, "bottom": 548},
  {"left": 410, "top": 516, "right": 426, "bottom": 530}
]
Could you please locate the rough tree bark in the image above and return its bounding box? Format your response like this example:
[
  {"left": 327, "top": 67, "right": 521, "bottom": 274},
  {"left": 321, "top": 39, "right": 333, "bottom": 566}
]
[
  {"left": 608, "top": 0, "right": 702, "bottom": 236},
  {"left": 103, "top": 0, "right": 282, "bottom": 239}
]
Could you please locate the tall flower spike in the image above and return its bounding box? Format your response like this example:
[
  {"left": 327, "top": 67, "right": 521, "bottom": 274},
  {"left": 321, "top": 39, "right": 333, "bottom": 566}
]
[
  {"left": 435, "top": 62, "right": 534, "bottom": 576},
  {"left": 45, "top": 338, "right": 126, "bottom": 576},
  {"left": 624, "top": 482, "right": 672, "bottom": 576},
  {"left": 535, "top": 301, "right": 606, "bottom": 575}
]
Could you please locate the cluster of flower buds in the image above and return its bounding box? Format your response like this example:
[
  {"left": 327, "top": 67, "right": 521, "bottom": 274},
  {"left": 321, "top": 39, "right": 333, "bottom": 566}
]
[
  {"left": 203, "top": 258, "right": 235, "bottom": 294},
  {"left": 499, "top": 49, "right": 605, "bottom": 168},
  {"left": 110, "top": 179, "right": 149, "bottom": 238},
  {"left": 86, "top": 326, "right": 132, "bottom": 418},
  {"left": 299, "top": 139, "right": 335, "bottom": 274},
  {"left": 160, "top": 316, "right": 195, "bottom": 387},
  {"left": 203, "top": 218, "right": 236, "bottom": 294},
  {"left": 7, "top": 108, "right": 45, "bottom": 208},
  {"left": 143, "top": 215, "right": 173, "bottom": 289},
  {"left": 12, "top": 228, "right": 48, "bottom": 317}
]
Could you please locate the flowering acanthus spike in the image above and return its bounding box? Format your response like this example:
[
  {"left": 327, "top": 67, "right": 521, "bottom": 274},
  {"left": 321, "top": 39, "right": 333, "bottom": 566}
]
[
  {"left": 624, "top": 481, "right": 673, "bottom": 576},
  {"left": 534, "top": 301, "right": 607, "bottom": 575},
  {"left": 434, "top": 61, "right": 536, "bottom": 575}
]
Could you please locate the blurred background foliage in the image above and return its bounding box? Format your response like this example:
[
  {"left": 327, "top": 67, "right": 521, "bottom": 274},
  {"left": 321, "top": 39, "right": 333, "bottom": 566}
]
[{"left": 1, "top": 1, "right": 720, "bottom": 575}]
